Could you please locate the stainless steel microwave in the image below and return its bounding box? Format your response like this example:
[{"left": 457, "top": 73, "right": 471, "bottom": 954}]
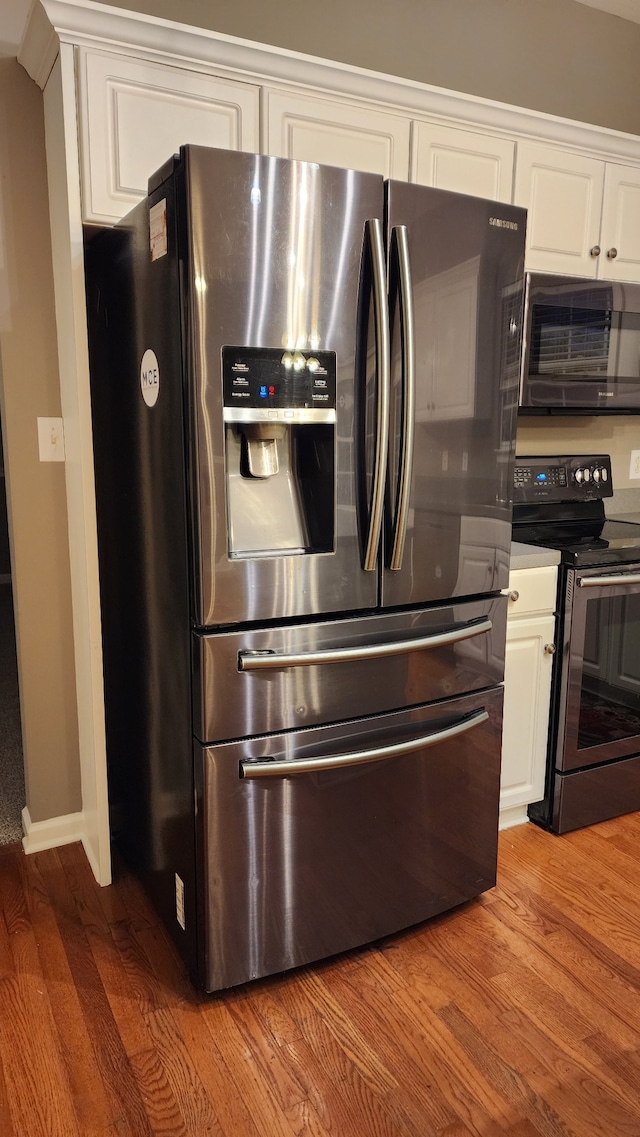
[{"left": 519, "top": 272, "right": 640, "bottom": 414}]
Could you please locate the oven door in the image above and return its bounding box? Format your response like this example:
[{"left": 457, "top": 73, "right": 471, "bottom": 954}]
[{"left": 557, "top": 564, "right": 640, "bottom": 771}]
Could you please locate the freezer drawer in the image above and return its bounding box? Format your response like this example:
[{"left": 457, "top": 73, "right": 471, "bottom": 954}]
[
  {"left": 193, "top": 595, "right": 507, "bottom": 743},
  {"left": 195, "top": 686, "right": 503, "bottom": 991}
]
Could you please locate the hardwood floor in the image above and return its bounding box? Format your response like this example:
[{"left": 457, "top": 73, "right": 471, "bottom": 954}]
[{"left": 2, "top": 816, "right": 640, "bottom": 1135}]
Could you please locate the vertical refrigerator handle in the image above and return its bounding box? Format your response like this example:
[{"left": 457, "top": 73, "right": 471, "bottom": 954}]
[
  {"left": 389, "top": 225, "right": 415, "bottom": 571},
  {"left": 363, "top": 218, "right": 390, "bottom": 572}
]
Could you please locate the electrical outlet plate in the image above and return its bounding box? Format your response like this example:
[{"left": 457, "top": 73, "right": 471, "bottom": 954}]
[
  {"left": 37, "top": 417, "right": 65, "bottom": 462},
  {"left": 630, "top": 450, "right": 640, "bottom": 479}
]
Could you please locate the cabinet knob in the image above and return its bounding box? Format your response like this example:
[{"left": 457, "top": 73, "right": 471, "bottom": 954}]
[
  {"left": 544, "top": 642, "right": 556, "bottom": 654},
  {"left": 508, "top": 589, "right": 519, "bottom": 602},
  {"left": 590, "top": 245, "right": 601, "bottom": 257},
  {"left": 607, "top": 247, "right": 618, "bottom": 259}
]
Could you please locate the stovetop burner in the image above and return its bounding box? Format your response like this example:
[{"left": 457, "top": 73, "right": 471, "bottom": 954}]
[{"left": 512, "top": 454, "right": 640, "bottom": 567}]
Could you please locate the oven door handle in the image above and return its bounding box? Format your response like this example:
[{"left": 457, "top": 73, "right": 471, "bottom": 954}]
[
  {"left": 238, "top": 615, "right": 492, "bottom": 670},
  {"left": 239, "top": 708, "right": 489, "bottom": 778},
  {"left": 579, "top": 573, "right": 640, "bottom": 587}
]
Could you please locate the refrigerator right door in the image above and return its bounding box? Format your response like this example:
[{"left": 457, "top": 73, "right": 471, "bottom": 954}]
[{"left": 382, "top": 183, "right": 526, "bottom": 608}]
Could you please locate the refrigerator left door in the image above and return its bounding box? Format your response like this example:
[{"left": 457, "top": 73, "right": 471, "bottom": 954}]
[{"left": 181, "top": 146, "right": 386, "bottom": 627}]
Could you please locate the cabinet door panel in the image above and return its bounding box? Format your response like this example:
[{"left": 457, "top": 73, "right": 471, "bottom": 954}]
[
  {"left": 263, "top": 89, "right": 410, "bottom": 177},
  {"left": 412, "top": 121, "right": 514, "bottom": 202},
  {"left": 600, "top": 164, "right": 640, "bottom": 283},
  {"left": 501, "top": 612, "right": 555, "bottom": 812},
  {"left": 514, "top": 141, "right": 604, "bottom": 276},
  {"left": 77, "top": 49, "right": 260, "bottom": 222}
]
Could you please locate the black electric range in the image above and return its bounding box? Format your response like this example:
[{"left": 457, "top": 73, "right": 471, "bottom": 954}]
[{"left": 512, "top": 454, "right": 640, "bottom": 834}]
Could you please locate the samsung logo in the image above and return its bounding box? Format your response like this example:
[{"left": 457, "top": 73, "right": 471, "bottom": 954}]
[{"left": 489, "top": 217, "right": 519, "bottom": 230}]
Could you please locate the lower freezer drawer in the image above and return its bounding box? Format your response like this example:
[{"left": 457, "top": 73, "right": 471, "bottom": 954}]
[{"left": 195, "top": 686, "right": 503, "bottom": 991}]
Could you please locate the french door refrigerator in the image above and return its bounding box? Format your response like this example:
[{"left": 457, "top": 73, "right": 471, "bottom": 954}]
[{"left": 86, "top": 145, "right": 526, "bottom": 991}]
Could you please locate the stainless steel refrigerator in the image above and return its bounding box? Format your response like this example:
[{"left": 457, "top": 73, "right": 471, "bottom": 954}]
[{"left": 86, "top": 145, "right": 526, "bottom": 991}]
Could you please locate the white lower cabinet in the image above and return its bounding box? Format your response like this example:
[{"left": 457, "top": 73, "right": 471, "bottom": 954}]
[{"left": 500, "top": 565, "right": 557, "bottom": 829}]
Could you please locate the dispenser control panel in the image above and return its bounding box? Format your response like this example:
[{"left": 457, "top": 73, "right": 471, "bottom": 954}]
[{"left": 222, "top": 347, "right": 337, "bottom": 423}]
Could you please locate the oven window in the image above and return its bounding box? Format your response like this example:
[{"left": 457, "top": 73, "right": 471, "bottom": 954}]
[{"left": 578, "top": 592, "right": 640, "bottom": 749}]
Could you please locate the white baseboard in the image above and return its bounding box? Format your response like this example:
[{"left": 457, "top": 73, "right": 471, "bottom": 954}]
[
  {"left": 21, "top": 806, "right": 85, "bottom": 854},
  {"left": 498, "top": 804, "right": 530, "bottom": 831}
]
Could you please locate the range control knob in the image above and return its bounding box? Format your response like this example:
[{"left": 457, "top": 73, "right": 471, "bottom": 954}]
[
  {"left": 583, "top": 468, "right": 591, "bottom": 482},
  {"left": 601, "top": 467, "right": 608, "bottom": 481},
  {"left": 593, "top": 468, "right": 601, "bottom": 482},
  {"left": 575, "top": 469, "right": 584, "bottom": 483}
]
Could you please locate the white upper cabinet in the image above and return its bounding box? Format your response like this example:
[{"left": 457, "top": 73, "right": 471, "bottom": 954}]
[
  {"left": 514, "top": 141, "right": 605, "bottom": 277},
  {"left": 411, "top": 121, "right": 514, "bottom": 202},
  {"left": 77, "top": 50, "right": 260, "bottom": 223},
  {"left": 599, "top": 163, "right": 640, "bottom": 283},
  {"left": 263, "top": 88, "right": 410, "bottom": 177},
  {"left": 514, "top": 140, "right": 640, "bottom": 282}
]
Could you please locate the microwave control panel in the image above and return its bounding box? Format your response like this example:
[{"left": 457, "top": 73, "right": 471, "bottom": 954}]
[{"left": 513, "top": 455, "right": 613, "bottom": 503}]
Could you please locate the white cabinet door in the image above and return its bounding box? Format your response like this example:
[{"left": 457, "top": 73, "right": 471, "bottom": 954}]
[
  {"left": 77, "top": 49, "right": 260, "bottom": 223},
  {"left": 500, "top": 565, "right": 557, "bottom": 828},
  {"left": 514, "top": 141, "right": 604, "bottom": 277},
  {"left": 263, "top": 89, "right": 410, "bottom": 177},
  {"left": 600, "top": 163, "right": 640, "bottom": 283},
  {"left": 412, "top": 121, "right": 514, "bottom": 202}
]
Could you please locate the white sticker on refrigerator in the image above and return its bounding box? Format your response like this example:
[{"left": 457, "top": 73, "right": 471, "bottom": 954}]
[
  {"left": 175, "top": 873, "right": 185, "bottom": 930},
  {"left": 140, "top": 349, "right": 160, "bottom": 407},
  {"left": 150, "top": 199, "right": 167, "bottom": 260}
]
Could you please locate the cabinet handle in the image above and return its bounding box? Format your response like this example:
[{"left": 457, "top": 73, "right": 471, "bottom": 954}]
[
  {"left": 508, "top": 589, "right": 519, "bottom": 602},
  {"left": 607, "top": 247, "right": 618, "bottom": 259},
  {"left": 544, "top": 643, "right": 556, "bottom": 654},
  {"left": 590, "top": 245, "right": 601, "bottom": 257}
]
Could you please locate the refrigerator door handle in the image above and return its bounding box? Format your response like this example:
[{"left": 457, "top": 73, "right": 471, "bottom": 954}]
[
  {"left": 363, "top": 217, "right": 390, "bottom": 572},
  {"left": 389, "top": 225, "right": 416, "bottom": 571},
  {"left": 240, "top": 708, "right": 490, "bottom": 777},
  {"left": 238, "top": 615, "right": 492, "bottom": 670}
]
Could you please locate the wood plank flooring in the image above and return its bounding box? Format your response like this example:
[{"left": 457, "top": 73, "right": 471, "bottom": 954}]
[{"left": 3, "top": 816, "right": 640, "bottom": 1135}]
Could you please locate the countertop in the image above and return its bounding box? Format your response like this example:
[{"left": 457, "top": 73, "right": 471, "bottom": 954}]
[{"left": 510, "top": 542, "right": 561, "bottom": 571}]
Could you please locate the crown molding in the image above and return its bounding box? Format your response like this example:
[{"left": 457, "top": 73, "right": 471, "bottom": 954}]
[
  {"left": 17, "top": 0, "right": 640, "bottom": 164},
  {"left": 573, "top": 0, "right": 640, "bottom": 24},
  {"left": 17, "top": 0, "right": 59, "bottom": 87}
]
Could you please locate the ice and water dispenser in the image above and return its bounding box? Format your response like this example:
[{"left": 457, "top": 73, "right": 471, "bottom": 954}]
[{"left": 223, "top": 347, "right": 336, "bottom": 557}]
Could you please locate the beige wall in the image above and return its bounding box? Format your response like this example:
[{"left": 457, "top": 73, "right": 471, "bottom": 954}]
[
  {"left": 106, "top": 0, "right": 640, "bottom": 135},
  {"left": 0, "top": 57, "right": 80, "bottom": 821},
  {"left": 517, "top": 417, "right": 640, "bottom": 490}
]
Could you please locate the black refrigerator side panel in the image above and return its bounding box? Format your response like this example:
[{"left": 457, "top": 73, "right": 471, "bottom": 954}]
[{"left": 85, "top": 176, "right": 199, "bottom": 978}]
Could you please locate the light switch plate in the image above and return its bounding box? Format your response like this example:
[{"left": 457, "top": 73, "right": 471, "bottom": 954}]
[{"left": 37, "top": 417, "right": 65, "bottom": 462}]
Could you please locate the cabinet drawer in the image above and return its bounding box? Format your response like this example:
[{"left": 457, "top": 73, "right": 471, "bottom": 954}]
[{"left": 507, "top": 566, "right": 558, "bottom": 617}]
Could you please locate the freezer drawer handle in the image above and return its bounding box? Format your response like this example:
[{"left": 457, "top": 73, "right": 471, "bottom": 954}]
[
  {"left": 579, "top": 573, "right": 640, "bottom": 587},
  {"left": 389, "top": 225, "right": 415, "bottom": 572},
  {"left": 239, "top": 708, "right": 489, "bottom": 778},
  {"left": 238, "top": 615, "right": 492, "bottom": 670},
  {"left": 363, "top": 217, "right": 390, "bottom": 572}
]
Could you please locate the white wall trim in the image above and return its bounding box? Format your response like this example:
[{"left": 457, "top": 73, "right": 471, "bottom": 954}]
[
  {"left": 18, "top": 0, "right": 640, "bottom": 165},
  {"left": 22, "top": 805, "right": 84, "bottom": 854},
  {"left": 499, "top": 805, "right": 530, "bottom": 831}
]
